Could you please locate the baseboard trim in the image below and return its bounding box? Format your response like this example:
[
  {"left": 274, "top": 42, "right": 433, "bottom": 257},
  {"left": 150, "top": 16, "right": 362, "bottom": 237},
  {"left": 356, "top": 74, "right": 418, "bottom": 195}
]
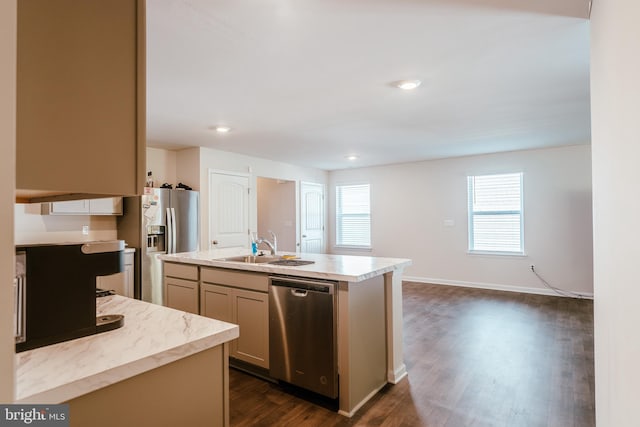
[
  {"left": 387, "top": 364, "right": 408, "bottom": 384},
  {"left": 338, "top": 382, "right": 386, "bottom": 418},
  {"left": 402, "top": 276, "right": 594, "bottom": 299}
]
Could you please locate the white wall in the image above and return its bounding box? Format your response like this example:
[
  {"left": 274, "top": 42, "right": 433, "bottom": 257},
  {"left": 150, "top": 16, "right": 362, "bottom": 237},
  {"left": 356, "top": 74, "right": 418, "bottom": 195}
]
[
  {"left": 175, "top": 147, "right": 328, "bottom": 251},
  {"left": 591, "top": 0, "right": 640, "bottom": 425},
  {"left": 0, "top": 0, "right": 16, "bottom": 402},
  {"left": 14, "top": 204, "right": 118, "bottom": 245},
  {"left": 257, "top": 178, "right": 297, "bottom": 252},
  {"left": 329, "top": 145, "right": 593, "bottom": 295}
]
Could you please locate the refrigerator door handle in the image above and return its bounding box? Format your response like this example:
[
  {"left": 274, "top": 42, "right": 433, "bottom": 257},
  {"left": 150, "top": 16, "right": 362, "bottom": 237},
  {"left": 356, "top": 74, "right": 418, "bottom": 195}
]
[
  {"left": 166, "top": 207, "right": 173, "bottom": 254},
  {"left": 170, "top": 208, "right": 177, "bottom": 254}
]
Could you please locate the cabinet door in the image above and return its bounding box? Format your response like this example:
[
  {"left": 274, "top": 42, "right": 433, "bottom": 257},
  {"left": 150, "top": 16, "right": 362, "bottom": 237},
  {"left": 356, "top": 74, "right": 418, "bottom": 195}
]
[
  {"left": 232, "top": 289, "right": 269, "bottom": 369},
  {"left": 200, "top": 283, "right": 233, "bottom": 323},
  {"left": 89, "top": 198, "right": 123, "bottom": 215},
  {"left": 123, "top": 252, "right": 135, "bottom": 298},
  {"left": 164, "top": 277, "right": 199, "bottom": 314},
  {"left": 47, "top": 200, "right": 90, "bottom": 215},
  {"left": 16, "top": 0, "right": 145, "bottom": 197}
]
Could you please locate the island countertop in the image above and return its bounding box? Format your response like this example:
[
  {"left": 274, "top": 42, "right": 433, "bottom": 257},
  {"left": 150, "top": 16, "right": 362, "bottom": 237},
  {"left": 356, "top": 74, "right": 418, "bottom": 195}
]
[
  {"left": 15, "top": 295, "right": 239, "bottom": 404},
  {"left": 160, "top": 248, "right": 412, "bottom": 282}
]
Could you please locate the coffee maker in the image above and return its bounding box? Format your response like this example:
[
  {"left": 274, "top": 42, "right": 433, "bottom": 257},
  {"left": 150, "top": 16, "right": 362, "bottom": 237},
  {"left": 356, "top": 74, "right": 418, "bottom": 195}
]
[{"left": 15, "top": 240, "right": 124, "bottom": 352}]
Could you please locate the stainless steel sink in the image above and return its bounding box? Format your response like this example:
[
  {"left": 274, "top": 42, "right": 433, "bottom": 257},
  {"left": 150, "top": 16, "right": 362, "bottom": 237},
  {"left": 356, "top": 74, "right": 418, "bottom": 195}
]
[
  {"left": 216, "top": 255, "right": 278, "bottom": 264},
  {"left": 268, "top": 259, "right": 315, "bottom": 266},
  {"left": 215, "top": 255, "right": 315, "bottom": 266}
]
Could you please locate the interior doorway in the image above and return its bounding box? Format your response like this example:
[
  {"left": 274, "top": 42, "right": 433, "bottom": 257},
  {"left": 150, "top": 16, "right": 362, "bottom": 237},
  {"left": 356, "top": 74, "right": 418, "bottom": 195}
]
[{"left": 256, "top": 177, "right": 297, "bottom": 252}]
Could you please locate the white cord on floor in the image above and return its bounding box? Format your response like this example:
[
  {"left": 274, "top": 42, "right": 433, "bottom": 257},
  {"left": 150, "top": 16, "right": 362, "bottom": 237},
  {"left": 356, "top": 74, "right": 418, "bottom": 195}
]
[{"left": 531, "top": 266, "right": 585, "bottom": 299}]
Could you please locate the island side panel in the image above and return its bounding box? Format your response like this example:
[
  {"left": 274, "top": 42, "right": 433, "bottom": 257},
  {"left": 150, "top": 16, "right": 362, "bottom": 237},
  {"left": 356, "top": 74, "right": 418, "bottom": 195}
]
[
  {"left": 385, "top": 268, "right": 407, "bottom": 383},
  {"left": 67, "top": 344, "right": 229, "bottom": 427},
  {"left": 337, "top": 275, "right": 387, "bottom": 416}
]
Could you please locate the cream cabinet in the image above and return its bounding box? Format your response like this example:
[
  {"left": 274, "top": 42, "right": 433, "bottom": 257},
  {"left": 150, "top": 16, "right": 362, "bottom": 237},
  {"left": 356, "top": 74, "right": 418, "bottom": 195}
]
[
  {"left": 201, "top": 268, "right": 269, "bottom": 369},
  {"left": 16, "top": 0, "right": 145, "bottom": 202},
  {"left": 96, "top": 250, "right": 135, "bottom": 297},
  {"left": 67, "top": 345, "right": 229, "bottom": 427},
  {"left": 41, "top": 198, "right": 123, "bottom": 215},
  {"left": 123, "top": 251, "right": 135, "bottom": 298},
  {"left": 164, "top": 262, "right": 199, "bottom": 314}
]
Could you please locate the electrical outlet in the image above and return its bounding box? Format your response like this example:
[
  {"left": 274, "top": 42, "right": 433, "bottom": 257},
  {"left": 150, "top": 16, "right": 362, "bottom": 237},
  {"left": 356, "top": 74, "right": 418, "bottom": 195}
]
[{"left": 82, "top": 225, "right": 89, "bottom": 235}]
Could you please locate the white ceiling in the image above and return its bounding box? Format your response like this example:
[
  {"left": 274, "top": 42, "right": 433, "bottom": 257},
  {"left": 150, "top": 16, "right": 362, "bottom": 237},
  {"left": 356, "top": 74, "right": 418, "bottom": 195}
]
[{"left": 146, "top": 0, "right": 591, "bottom": 171}]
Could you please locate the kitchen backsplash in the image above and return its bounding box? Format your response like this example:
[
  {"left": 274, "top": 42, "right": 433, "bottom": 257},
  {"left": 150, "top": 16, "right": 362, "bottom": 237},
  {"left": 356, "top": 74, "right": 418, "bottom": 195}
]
[{"left": 14, "top": 204, "right": 118, "bottom": 245}]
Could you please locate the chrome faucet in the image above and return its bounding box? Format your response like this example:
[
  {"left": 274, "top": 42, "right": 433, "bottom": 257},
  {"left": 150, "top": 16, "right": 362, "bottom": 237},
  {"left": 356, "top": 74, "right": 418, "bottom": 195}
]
[{"left": 257, "top": 230, "right": 278, "bottom": 255}]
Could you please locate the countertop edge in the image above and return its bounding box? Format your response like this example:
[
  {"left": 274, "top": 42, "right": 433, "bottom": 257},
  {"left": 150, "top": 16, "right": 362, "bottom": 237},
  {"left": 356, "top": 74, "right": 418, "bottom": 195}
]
[
  {"left": 15, "top": 328, "right": 239, "bottom": 404},
  {"left": 160, "top": 253, "right": 412, "bottom": 282},
  {"left": 15, "top": 295, "right": 240, "bottom": 404}
]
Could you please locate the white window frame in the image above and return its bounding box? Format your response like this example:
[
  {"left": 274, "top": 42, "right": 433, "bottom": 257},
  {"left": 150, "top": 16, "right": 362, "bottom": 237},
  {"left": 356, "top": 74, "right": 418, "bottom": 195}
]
[
  {"left": 335, "top": 182, "right": 372, "bottom": 249},
  {"left": 467, "top": 172, "right": 524, "bottom": 256}
]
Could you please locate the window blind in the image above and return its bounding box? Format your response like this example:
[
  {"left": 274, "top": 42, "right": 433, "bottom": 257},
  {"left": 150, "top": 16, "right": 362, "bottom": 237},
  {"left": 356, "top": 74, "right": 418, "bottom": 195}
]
[
  {"left": 468, "top": 173, "right": 523, "bottom": 253},
  {"left": 336, "top": 184, "right": 371, "bottom": 247}
]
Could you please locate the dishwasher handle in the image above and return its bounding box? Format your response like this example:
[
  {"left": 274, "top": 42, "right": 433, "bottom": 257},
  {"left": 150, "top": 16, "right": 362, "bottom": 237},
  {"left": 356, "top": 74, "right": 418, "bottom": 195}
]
[
  {"left": 269, "top": 276, "right": 336, "bottom": 295},
  {"left": 291, "top": 289, "right": 308, "bottom": 297}
]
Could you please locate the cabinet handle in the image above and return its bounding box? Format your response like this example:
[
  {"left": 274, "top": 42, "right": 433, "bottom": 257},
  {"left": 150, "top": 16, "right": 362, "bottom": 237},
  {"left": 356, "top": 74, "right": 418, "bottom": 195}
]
[{"left": 212, "top": 240, "right": 219, "bottom": 245}]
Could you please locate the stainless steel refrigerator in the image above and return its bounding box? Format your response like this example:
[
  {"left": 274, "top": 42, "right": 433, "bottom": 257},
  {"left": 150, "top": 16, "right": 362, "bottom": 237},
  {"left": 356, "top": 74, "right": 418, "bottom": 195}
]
[{"left": 117, "top": 188, "right": 199, "bottom": 305}]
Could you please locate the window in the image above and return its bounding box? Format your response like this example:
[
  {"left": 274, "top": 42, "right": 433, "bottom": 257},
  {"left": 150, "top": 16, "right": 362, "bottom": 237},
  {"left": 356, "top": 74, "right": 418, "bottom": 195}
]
[
  {"left": 336, "top": 183, "right": 371, "bottom": 247},
  {"left": 467, "top": 172, "right": 523, "bottom": 254}
]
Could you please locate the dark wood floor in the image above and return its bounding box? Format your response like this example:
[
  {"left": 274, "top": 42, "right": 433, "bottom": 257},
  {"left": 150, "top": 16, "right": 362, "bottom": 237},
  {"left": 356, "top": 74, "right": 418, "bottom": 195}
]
[{"left": 229, "top": 282, "right": 595, "bottom": 427}]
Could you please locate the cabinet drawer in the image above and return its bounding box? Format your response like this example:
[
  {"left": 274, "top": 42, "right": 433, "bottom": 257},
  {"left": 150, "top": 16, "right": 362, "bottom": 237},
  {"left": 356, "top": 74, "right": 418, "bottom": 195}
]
[
  {"left": 164, "top": 262, "right": 199, "bottom": 281},
  {"left": 201, "top": 267, "right": 268, "bottom": 293}
]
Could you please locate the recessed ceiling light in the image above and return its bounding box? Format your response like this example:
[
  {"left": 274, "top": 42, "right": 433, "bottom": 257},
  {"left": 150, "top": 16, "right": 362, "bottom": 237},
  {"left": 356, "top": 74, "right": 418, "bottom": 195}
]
[
  {"left": 395, "top": 80, "right": 421, "bottom": 90},
  {"left": 346, "top": 155, "right": 359, "bottom": 161},
  {"left": 214, "top": 126, "right": 231, "bottom": 133}
]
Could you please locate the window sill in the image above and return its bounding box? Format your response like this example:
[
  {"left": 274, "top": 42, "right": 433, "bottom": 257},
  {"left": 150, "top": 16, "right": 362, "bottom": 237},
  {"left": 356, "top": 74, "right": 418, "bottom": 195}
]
[
  {"left": 334, "top": 245, "right": 373, "bottom": 252},
  {"left": 467, "top": 250, "right": 526, "bottom": 257}
]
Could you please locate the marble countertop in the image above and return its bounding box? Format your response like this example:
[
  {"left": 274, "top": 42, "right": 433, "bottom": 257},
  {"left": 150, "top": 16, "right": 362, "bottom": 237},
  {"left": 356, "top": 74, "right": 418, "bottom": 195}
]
[
  {"left": 160, "top": 248, "right": 412, "bottom": 282},
  {"left": 15, "top": 295, "right": 239, "bottom": 404}
]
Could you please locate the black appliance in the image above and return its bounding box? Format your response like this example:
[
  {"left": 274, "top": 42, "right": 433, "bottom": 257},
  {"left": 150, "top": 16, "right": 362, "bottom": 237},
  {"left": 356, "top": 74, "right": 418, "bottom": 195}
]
[{"left": 15, "top": 240, "right": 125, "bottom": 353}]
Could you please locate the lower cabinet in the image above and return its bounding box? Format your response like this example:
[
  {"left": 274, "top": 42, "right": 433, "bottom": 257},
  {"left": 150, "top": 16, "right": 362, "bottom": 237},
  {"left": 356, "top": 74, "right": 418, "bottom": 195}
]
[
  {"left": 200, "top": 269, "right": 269, "bottom": 369},
  {"left": 96, "top": 250, "right": 135, "bottom": 298},
  {"left": 162, "top": 264, "right": 270, "bottom": 369},
  {"left": 67, "top": 344, "right": 229, "bottom": 427},
  {"left": 164, "top": 262, "right": 199, "bottom": 314},
  {"left": 123, "top": 250, "right": 135, "bottom": 298}
]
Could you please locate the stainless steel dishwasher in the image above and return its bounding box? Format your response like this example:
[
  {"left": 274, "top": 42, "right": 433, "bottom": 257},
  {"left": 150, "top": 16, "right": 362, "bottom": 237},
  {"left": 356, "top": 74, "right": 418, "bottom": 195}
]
[{"left": 269, "top": 275, "right": 338, "bottom": 399}]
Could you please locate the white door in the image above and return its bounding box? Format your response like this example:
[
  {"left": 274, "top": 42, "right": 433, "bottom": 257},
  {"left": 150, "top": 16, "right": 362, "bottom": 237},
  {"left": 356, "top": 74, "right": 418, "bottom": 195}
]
[
  {"left": 300, "top": 182, "right": 325, "bottom": 253},
  {"left": 209, "top": 171, "right": 250, "bottom": 249}
]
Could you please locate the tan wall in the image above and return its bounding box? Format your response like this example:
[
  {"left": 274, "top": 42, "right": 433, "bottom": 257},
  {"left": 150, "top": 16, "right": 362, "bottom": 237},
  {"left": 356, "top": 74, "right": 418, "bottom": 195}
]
[
  {"left": 14, "top": 204, "right": 118, "bottom": 245},
  {"left": 146, "top": 147, "right": 177, "bottom": 188},
  {"left": 0, "top": 0, "right": 16, "bottom": 402},
  {"left": 257, "top": 177, "right": 297, "bottom": 252}
]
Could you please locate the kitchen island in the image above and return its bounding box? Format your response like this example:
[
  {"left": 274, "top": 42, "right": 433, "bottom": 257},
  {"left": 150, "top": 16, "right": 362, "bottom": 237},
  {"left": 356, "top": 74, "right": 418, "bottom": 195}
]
[
  {"left": 160, "top": 248, "right": 412, "bottom": 417},
  {"left": 15, "top": 295, "right": 239, "bottom": 427}
]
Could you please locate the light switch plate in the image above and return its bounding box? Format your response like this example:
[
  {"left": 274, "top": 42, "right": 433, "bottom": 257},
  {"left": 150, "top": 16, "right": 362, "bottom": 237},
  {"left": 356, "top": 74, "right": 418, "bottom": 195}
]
[{"left": 443, "top": 219, "right": 455, "bottom": 227}]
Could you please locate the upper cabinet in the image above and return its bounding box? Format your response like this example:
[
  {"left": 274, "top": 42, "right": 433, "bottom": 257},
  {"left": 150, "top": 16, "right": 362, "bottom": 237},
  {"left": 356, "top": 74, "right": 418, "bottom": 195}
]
[
  {"left": 16, "top": 0, "right": 146, "bottom": 203},
  {"left": 41, "top": 197, "right": 123, "bottom": 216}
]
